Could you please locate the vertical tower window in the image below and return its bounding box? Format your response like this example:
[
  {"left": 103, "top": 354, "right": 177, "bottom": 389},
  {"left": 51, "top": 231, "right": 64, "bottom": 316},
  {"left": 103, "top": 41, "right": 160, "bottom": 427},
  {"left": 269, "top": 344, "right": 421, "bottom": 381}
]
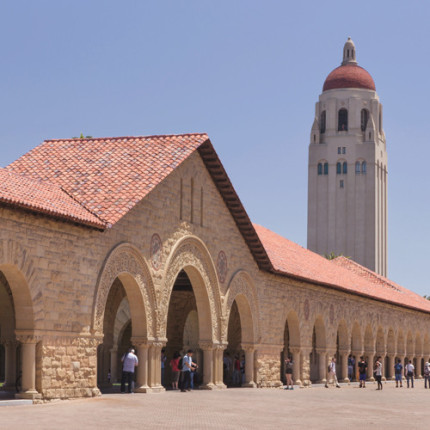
[
  {"left": 361, "top": 109, "right": 369, "bottom": 131},
  {"left": 343, "top": 161, "right": 348, "bottom": 174},
  {"left": 362, "top": 161, "right": 367, "bottom": 174},
  {"left": 338, "top": 147, "right": 341, "bottom": 154},
  {"left": 338, "top": 108, "right": 348, "bottom": 131},
  {"left": 320, "top": 111, "right": 326, "bottom": 134},
  {"left": 342, "top": 147, "right": 346, "bottom": 154},
  {"left": 317, "top": 163, "right": 323, "bottom": 175},
  {"left": 336, "top": 162, "right": 341, "bottom": 175},
  {"left": 324, "top": 162, "right": 328, "bottom": 175},
  {"left": 355, "top": 161, "right": 361, "bottom": 174}
]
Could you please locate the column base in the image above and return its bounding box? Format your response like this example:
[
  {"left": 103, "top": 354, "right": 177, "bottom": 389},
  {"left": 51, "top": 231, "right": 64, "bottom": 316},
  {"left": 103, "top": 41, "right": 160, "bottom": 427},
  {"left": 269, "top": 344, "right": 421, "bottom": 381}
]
[
  {"left": 214, "top": 382, "right": 227, "bottom": 389},
  {"left": 199, "top": 383, "right": 216, "bottom": 390},
  {"left": 144, "top": 385, "right": 165, "bottom": 393},
  {"left": 318, "top": 378, "right": 327, "bottom": 384},
  {"left": 294, "top": 379, "right": 302, "bottom": 387},
  {"left": 15, "top": 390, "right": 41, "bottom": 400},
  {"left": 368, "top": 377, "right": 375, "bottom": 382},
  {"left": 302, "top": 380, "right": 311, "bottom": 387},
  {"left": 342, "top": 378, "right": 350, "bottom": 384},
  {"left": 382, "top": 377, "right": 386, "bottom": 382},
  {"left": 242, "top": 381, "right": 257, "bottom": 388}
]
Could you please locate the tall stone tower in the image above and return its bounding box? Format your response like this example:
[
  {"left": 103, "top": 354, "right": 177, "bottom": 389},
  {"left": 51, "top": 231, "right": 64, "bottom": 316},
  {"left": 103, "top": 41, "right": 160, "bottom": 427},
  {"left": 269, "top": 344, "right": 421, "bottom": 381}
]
[{"left": 307, "top": 38, "right": 387, "bottom": 276}]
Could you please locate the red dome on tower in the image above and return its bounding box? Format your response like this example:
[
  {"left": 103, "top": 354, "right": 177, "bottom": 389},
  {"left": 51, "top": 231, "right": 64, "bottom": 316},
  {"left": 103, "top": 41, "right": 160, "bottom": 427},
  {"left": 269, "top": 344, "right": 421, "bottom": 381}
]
[
  {"left": 323, "top": 64, "right": 375, "bottom": 92},
  {"left": 323, "top": 37, "right": 376, "bottom": 92}
]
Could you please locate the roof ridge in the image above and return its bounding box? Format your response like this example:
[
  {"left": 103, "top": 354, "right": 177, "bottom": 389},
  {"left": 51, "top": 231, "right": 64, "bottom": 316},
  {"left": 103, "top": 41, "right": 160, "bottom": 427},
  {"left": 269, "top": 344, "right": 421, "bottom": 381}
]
[{"left": 43, "top": 132, "right": 208, "bottom": 143}]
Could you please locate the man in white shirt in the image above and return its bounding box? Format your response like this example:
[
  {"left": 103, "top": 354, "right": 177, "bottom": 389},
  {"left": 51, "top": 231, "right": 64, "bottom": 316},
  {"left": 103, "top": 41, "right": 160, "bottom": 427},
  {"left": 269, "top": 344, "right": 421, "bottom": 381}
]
[
  {"left": 181, "top": 349, "right": 197, "bottom": 392},
  {"left": 325, "top": 357, "right": 341, "bottom": 388},
  {"left": 405, "top": 360, "right": 415, "bottom": 388},
  {"left": 121, "top": 348, "right": 139, "bottom": 393}
]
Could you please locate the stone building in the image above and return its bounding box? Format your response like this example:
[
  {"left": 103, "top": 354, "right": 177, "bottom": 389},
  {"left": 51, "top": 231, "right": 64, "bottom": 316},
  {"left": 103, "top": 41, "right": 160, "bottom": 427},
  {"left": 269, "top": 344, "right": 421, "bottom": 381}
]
[
  {"left": 0, "top": 45, "right": 429, "bottom": 402},
  {"left": 308, "top": 37, "right": 387, "bottom": 276}
]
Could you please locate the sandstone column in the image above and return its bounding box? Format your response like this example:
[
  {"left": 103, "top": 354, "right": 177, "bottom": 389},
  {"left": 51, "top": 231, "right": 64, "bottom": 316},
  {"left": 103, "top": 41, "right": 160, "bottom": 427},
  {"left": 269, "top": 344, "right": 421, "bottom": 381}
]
[
  {"left": 199, "top": 341, "right": 214, "bottom": 389},
  {"left": 417, "top": 356, "right": 423, "bottom": 378},
  {"left": 241, "top": 344, "right": 256, "bottom": 388},
  {"left": 367, "top": 351, "right": 375, "bottom": 382},
  {"left": 16, "top": 334, "right": 40, "bottom": 399},
  {"left": 290, "top": 348, "right": 302, "bottom": 387},
  {"left": 148, "top": 341, "right": 164, "bottom": 392},
  {"left": 340, "top": 350, "right": 349, "bottom": 383},
  {"left": 317, "top": 349, "right": 327, "bottom": 384},
  {"left": 109, "top": 347, "right": 118, "bottom": 384},
  {"left": 132, "top": 340, "right": 150, "bottom": 393},
  {"left": 301, "top": 347, "right": 312, "bottom": 386},
  {"left": 3, "top": 339, "right": 17, "bottom": 391},
  {"left": 387, "top": 354, "right": 395, "bottom": 380},
  {"left": 214, "top": 344, "right": 227, "bottom": 388}
]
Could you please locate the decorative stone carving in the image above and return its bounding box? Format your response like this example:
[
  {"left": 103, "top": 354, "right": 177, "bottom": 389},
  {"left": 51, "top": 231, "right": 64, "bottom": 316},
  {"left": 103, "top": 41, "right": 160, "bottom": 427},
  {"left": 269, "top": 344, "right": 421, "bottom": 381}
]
[
  {"left": 92, "top": 243, "right": 157, "bottom": 338},
  {"left": 216, "top": 251, "right": 227, "bottom": 284},
  {"left": 304, "top": 299, "right": 310, "bottom": 320},
  {"left": 150, "top": 234, "right": 162, "bottom": 271},
  {"left": 160, "top": 236, "right": 222, "bottom": 341}
]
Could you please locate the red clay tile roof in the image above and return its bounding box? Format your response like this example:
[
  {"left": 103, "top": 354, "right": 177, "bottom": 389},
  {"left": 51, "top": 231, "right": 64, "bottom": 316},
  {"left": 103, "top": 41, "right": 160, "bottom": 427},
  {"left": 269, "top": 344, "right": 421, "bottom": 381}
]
[
  {"left": 323, "top": 64, "right": 375, "bottom": 92},
  {"left": 253, "top": 223, "right": 430, "bottom": 314},
  {"left": 0, "top": 168, "right": 105, "bottom": 228},
  {"left": 7, "top": 134, "right": 209, "bottom": 227}
]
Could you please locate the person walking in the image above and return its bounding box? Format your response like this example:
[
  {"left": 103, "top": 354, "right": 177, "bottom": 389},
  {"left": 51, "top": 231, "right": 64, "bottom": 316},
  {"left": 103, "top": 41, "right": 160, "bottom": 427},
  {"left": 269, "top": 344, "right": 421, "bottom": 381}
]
[
  {"left": 375, "top": 356, "right": 383, "bottom": 390},
  {"left": 405, "top": 360, "right": 415, "bottom": 388},
  {"left": 284, "top": 356, "right": 294, "bottom": 390},
  {"left": 170, "top": 351, "right": 181, "bottom": 390},
  {"left": 358, "top": 356, "right": 368, "bottom": 388},
  {"left": 181, "top": 349, "right": 197, "bottom": 392},
  {"left": 423, "top": 362, "right": 430, "bottom": 389},
  {"left": 325, "top": 357, "right": 341, "bottom": 388},
  {"left": 394, "top": 359, "right": 403, "bottom": 388},
  {"left": 121, "top": 348, "right": 138, "bottom": 393}
]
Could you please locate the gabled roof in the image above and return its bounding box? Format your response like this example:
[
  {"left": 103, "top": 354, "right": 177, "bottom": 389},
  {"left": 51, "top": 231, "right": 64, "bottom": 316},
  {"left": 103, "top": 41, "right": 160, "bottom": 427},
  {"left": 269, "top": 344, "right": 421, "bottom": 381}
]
[
  {"left": 5, "top": 133, "right": 272, "bottom": 269},
  {"left": 0, "top": 168, "right": 104, "bottom": 228},
  {"left": 254, "top": 223, "right": 430, "bottom": 314}
]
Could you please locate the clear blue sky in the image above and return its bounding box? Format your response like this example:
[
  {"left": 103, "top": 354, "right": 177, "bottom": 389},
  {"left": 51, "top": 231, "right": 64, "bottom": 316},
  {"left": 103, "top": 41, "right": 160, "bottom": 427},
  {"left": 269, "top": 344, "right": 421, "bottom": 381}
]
[{"left": 0, "top": 1, "right": 428, "bottom": 296}]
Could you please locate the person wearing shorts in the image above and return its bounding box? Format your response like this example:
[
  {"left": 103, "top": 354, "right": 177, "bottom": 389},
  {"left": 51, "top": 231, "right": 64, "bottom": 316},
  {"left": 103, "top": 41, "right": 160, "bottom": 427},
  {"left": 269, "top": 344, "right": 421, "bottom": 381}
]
[
  {"left": 170, "top": 351, "right": 181, "bottom": 390},
  {"left": 394, "top": 359, "right": 403, "bottom": 388},
  {"left": 358, "top": 356, "right": 368, "bottom": 388}
]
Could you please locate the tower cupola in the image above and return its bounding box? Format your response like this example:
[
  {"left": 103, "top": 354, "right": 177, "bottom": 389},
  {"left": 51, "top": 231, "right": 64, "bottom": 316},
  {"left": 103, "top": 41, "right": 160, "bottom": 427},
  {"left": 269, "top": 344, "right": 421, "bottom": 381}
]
[{"left": 342, "top": 37, "right": 357, "bottom": 65}]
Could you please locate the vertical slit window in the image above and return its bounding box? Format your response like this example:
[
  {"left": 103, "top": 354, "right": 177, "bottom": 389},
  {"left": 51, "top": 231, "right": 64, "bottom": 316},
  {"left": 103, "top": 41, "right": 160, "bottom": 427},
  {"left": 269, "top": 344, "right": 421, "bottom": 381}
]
[
  {"left": 343, "top": 161, "right": 348, "bottom": 174},
  {"left": 324, "top": 162, "right": 328, "bottom": 175},
  {"left": 317, "top": 163, "right": 323, "bottom": 175},
  {"left": 362, "top": 161, "right": 367, "bottom": 174},
  {"left": 336, "top": 162, "right": 341, "bottom": 175},
  {"left": 361, "top": 109, "right": 369, "bottom": 131},
  {"left": 320, "top": 111, "right": 326, "bottom": 134},
  {"left": 356, "top": 161, "right": 361, "bottom": 174}
]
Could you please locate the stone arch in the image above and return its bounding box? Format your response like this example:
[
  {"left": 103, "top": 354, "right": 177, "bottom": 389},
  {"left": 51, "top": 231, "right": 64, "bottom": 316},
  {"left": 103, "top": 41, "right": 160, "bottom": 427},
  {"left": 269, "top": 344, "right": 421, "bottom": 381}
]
[
  {"left": 160, "top": 236, "right": 222, "bottom": 343},
  {"left": 424, "top": 333, "right": 430, "bottom": 358},
  {"left": 284, "top": 310, "right": 301, "bottom": 349},
  {"left": 387, "top": 328, "right": 395, "bottom": 355},
  {"left": 312, "top": 315, "right": 326, "bottom": 349},
  {"left": 406, "top": 331, "right": 414, "bottom": 356},
  {"left": 364, "top": 325, "right": 374, "bottom": 353},
  {"left": 351, "top": 322, "right": 363, "bottom": 353},
  {"left": 224, "top": 271, "right": 259, "bottom": 345},
  {"left": 375, "top": 326, "right": 385, "bottom": 356},
  {"left": 112, "top": 297, "right": 131, "bottom": 346},
  {"left": 397, "top": 329, "right": 405, "bottom": 357},
  {"left": 337, "top": 320, "right": 349, "bottom": 351},
  {"left": 92, "top": 243, "right": 156, "bottom": 339},
  {"left": 415, "top": 332, "right": 423, "bottom": 357},
  {"left": 0, "top": 239, "right": 39, "bottom": 331}
]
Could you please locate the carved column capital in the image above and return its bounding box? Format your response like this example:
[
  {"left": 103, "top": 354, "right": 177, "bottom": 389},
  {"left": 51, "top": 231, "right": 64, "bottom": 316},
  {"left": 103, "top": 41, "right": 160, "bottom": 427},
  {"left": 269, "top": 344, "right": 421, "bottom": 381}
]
[
  {"left": 199, "top": 341, "right": 214, "bottom": 351},
  {"left": 289, "top": 347, "right": 301, "bottom": 354},
  {"left": 241, "top": 343, "right": 255, "bottom": 353},
  {"left": 16, "top": 334, "right": 41, "bottom": 344}
]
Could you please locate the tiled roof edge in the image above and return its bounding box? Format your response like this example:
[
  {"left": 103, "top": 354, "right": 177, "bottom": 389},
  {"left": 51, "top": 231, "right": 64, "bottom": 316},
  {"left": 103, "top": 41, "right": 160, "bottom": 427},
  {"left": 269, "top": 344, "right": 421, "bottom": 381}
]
[{"left": 197, "top": 139, "right": 273, "bottom": 272}]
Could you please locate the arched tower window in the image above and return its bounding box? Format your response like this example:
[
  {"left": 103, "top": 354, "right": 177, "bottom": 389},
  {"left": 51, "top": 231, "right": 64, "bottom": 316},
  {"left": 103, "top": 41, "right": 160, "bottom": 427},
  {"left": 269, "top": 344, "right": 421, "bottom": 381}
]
[
  {"left": 338, "top": 108, "right": 348, "bottom": 131},
  {"left": 362, "top": 161, "right": 367, "bottom": 174},
  {"left": 324, "top": 162, "right": 328, "bottom": 175},
  {"left": 343, "top": 161, "right": 348, "bottom": 174},
  {"left": 361, "top": 109, "right": 369, "bottom": 132},
  {"left": 317, "top": 163, "right": 323, "bottom": 175},
  {"left": 355, "top": 161, "right": 361, "bottom": 174},
  {"left": 336, "top": 162, "right": 341, "bottom": 175},
  {"left": 320, "top": 111, "right": 326, "bottom": 134}
]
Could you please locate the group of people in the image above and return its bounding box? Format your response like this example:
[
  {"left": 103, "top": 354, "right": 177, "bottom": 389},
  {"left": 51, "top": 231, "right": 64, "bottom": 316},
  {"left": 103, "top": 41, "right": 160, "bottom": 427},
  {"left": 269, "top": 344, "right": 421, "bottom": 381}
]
[
  {"left": 283, "top": 354, "right": 430, "bottom": 391},
  {"left": 168, "top": 349, "right": 199, "bottom": 392},
  {"left": 223, "top": 352, "right": 246, "bottom": 386}
]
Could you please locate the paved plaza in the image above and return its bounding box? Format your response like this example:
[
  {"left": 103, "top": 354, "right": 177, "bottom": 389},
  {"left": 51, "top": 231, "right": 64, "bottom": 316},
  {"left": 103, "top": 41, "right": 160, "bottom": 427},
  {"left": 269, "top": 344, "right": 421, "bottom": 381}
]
[{"left": 1, "top": 382, "right": 430, "bottom": 429}]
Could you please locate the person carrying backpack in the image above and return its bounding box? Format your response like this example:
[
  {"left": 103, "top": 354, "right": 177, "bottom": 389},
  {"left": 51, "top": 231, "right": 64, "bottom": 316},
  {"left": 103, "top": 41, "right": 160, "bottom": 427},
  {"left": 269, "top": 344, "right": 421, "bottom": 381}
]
[{"left": 394, "top": 359, "right": 403, "bottom": 388}]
